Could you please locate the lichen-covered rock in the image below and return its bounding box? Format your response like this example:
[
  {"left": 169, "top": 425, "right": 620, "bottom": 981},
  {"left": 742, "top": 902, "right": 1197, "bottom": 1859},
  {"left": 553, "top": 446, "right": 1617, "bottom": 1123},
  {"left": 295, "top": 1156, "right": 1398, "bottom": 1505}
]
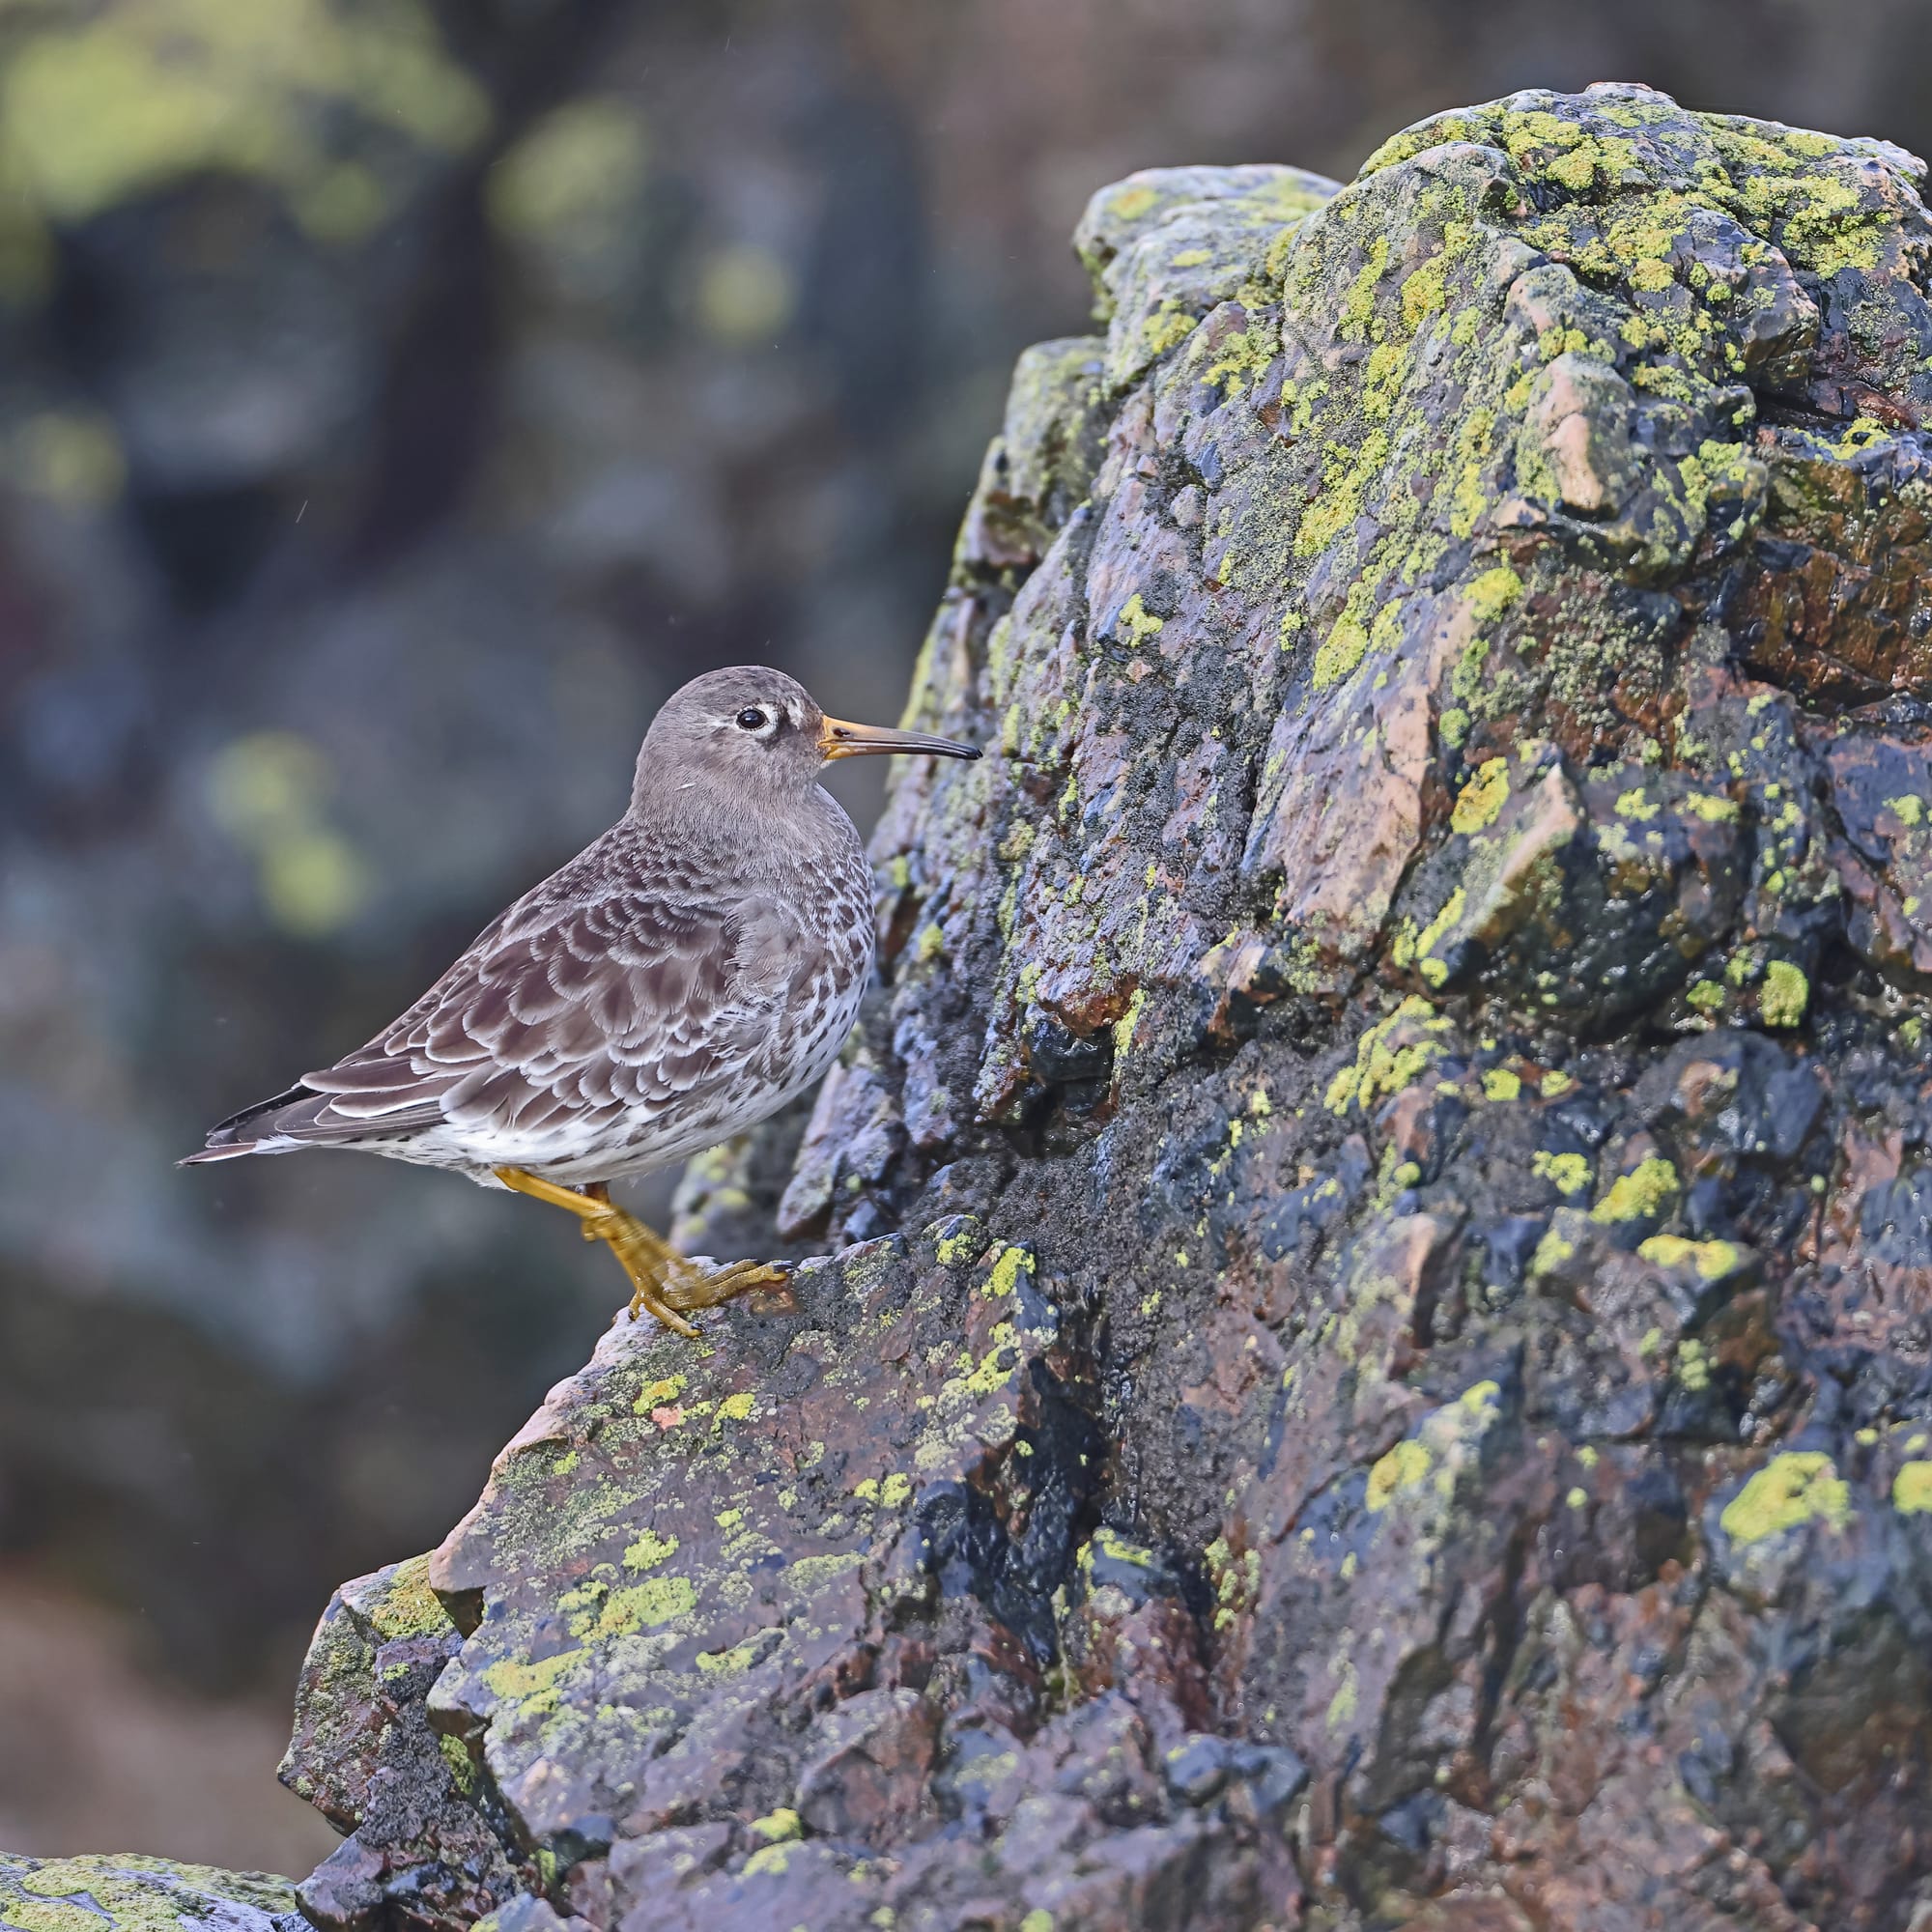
[
  {"left": 0, "top": 1854, "right": 302, "bottom": 1931},
  {"left": 282, "top": 85, "right": 1932, "bottom": 1931},
  {"left": 276, "top": 1554, "right": 537, "bottom": 1928}
]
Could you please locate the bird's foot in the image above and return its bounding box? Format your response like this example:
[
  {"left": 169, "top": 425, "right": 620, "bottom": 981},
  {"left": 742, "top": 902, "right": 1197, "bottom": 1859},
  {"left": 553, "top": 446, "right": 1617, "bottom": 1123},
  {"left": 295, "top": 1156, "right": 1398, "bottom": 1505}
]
[
  {"left": 581, "top": 1207, "right": 704, "bottom": 1340},
  {"left": 661, "top": 1258, "right": 791, "bottom": 1313},
  {"left": 591, "top": 1215, "right": 788, "bottom": 1330},
  {"left": 492, "top": 1166, "right": 789, "bottom": 1337}
]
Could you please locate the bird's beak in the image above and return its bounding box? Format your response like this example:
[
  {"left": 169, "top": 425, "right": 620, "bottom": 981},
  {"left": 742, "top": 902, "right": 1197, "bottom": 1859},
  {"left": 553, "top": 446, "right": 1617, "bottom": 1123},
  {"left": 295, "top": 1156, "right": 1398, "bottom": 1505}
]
[{"left": 817, "top": 716, "right": 981, "bottom": 762}]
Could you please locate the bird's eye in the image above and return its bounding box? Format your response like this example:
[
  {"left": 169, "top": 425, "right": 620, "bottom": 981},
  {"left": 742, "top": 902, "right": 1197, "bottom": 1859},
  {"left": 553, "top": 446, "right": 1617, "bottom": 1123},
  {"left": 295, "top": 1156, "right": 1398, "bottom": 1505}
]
[{"left": 736, "top": 707, "right": 769, "bottom": 732}]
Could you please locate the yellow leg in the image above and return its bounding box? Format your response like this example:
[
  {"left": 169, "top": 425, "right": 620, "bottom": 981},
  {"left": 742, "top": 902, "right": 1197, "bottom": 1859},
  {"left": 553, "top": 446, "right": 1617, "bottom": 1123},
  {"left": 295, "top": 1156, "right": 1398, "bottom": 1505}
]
[{"left": 493, "top": 1168, "right": 787, "bottom": 1337}]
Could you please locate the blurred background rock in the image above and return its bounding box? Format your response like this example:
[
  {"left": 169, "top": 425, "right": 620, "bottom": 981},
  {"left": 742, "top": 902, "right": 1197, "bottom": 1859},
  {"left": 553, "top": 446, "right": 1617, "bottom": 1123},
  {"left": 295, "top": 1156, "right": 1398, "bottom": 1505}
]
[{"left": 2, "top": 0, "right": 1928, "bottom": 1874}]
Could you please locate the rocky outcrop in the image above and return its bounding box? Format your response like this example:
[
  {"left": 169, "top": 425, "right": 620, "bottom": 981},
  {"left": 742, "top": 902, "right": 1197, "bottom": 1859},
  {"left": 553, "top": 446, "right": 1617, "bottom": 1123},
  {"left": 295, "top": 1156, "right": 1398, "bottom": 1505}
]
[
  {"left": 0, "top": 1853, "right": 302, "bottom": 1930},
  {"left": 277, "top": 87, "right": 1932, "bottom": 1932}
]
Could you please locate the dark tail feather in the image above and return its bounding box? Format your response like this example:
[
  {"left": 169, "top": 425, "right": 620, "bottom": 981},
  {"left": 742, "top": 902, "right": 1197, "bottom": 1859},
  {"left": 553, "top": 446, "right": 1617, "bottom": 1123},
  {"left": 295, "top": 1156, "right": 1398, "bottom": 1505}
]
[{"left": 179, "top": 1084, "right": 320, "bottom": 1165}]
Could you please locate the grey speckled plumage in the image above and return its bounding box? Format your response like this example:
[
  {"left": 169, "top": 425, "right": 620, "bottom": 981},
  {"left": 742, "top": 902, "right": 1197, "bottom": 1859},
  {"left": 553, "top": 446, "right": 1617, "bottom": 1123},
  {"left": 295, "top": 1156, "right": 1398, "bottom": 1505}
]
[{"left": 185, "top": 667, "right": 978, "bottom": 1331}]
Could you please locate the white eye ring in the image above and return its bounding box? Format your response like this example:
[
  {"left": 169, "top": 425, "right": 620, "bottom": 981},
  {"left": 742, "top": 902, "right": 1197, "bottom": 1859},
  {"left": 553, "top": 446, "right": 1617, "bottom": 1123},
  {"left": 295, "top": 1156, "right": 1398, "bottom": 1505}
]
[{"left": 735, "top": 707, "right": 773, "bottom": 733}]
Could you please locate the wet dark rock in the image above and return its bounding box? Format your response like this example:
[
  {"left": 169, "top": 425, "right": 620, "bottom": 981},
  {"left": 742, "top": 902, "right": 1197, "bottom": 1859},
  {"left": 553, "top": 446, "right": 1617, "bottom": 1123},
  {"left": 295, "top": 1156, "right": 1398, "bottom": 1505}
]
[{"left": 273, "top": 87, "right": 1932, "bottom": 1932}]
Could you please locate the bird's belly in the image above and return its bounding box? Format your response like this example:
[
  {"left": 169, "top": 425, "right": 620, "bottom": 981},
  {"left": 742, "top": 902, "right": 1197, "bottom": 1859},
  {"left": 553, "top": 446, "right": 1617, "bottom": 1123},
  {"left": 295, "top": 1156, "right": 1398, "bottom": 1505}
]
[{"left": 448, "top": 963, "right": 868, "bottom": 1187}]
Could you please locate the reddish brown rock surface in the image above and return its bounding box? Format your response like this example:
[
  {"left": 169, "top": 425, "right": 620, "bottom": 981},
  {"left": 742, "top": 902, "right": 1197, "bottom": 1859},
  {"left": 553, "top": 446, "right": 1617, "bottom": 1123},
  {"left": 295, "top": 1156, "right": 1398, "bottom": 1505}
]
[{"left": 278, "top": 87, "right": 1932, "bottom": 1932}]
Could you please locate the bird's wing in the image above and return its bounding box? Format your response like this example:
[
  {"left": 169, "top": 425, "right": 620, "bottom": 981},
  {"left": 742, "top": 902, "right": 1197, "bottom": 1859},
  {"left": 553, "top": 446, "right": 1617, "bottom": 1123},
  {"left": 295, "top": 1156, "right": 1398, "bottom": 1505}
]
[{"left": 288, "top": 840, "right": 807, "bottom": 1151}]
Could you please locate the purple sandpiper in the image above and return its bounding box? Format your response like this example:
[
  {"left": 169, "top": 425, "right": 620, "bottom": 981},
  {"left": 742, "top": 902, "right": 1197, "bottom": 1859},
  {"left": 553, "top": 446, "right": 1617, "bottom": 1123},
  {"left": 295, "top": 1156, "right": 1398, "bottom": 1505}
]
[{"left": 185, "top": 667, "right": 979, "bottom": 1336}]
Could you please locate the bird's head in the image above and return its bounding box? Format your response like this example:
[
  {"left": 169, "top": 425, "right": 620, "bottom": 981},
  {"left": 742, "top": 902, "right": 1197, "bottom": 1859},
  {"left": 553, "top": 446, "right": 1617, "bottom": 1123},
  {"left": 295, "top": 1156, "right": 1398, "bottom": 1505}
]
[{"left": 635, "top": 666, "right": 980, "bottom": 807}]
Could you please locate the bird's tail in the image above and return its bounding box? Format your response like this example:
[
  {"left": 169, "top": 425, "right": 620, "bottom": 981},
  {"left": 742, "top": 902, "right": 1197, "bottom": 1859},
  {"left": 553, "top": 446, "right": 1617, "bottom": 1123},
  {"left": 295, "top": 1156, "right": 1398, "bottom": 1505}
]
[{"left": 179, "top": 1085, "right": 319, "bottom": 1165}]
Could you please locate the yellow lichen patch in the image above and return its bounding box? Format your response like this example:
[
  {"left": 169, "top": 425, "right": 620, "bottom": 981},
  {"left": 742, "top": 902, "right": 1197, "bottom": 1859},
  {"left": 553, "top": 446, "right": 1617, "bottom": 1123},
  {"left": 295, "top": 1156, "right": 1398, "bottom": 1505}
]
[
  {"left": 1887, "top": 794, "right": 1925, "bottom": 829},
  {"left": 1339, "top": 234, "right": 1391, "bottom": 340},
  {"left": 1532, "top": 1150, "right": 1591, "bottom": 1196},
  {"left": 8, "top": 1891, "right": 109, "bottom": 1932},
  {"left": 633, "top": 1374, "right": 687, "bottom": 1413},
  {"left": 933, "top": 1220, "right": 982, "bottom": 1266},
  {"left": 750, "top": 1808, "right": 802, "bottom": 1843},
  {"left": 362, "top": 1553, "right": 452, "bottom": 1641},
  {"left": 1203, "top": 323, "right": 1276, "bottom": 397},
  {"left": 858, "top": 1471, "right": 913, "bottom": 1511},
  {"left": 1295, "top": 425, "right": 1389, "bottom": 557},
  {"left": 1414, "top": 888, "right": 1466, "bottom": 988},
  {"left": 1530, "top": 1226, "right": 1575, "bottom": 1275},
  {"left": 1117, "top": 591, "right": 1165, "bottom": 646},
  {"left": 1893, "top": 1462, "right": 1932, "bottom": 1515},
  {"left": 1760, "top": 959, "right": 1808, "bottom": 1028},
  {"left": 569, "top": 1574, "right": 696, "bottom": 1640},
  {"left": 1368, "top": 1382, "right": 1501, "bottom": 1519},
  {"left": 1454, "top": 1382, "right": 1499, "bottom": 1427},
  {"left": 1312, "top": 613, "right": 1369, "bottom": 691},
  {"left": 482, "top": 1646, "right": 581, "bottom": 1718},
  {"left": 13, "top": 1861, "right": 302, "bottom": 1932},
  {"left": 954, "top": 1321, "right": 1022, "bottom": 1398},
  {"left": 1720, "top": 1452, "right": 1851, "bottom": 1546},
  {"left": 1638, "top": 1235, "right": 1743, "bottom": 1279},
  {"left": 622, "top": 1528, "right": 678, "bottom": 1571},
  {"left": 1365, "top": 1438, "right": 1431, "bottom": 1511},
  {"left": 1362, "top": 340, "right": 1411, "bottom": 420},
  {"left": 1400, "top": 259, "right": 1446, "bottom": 328},
  {"left": 1482, "top": 1066, "right": 1521, "bottom": 1102},
  {"left": 1464, "top": 564, "right": 1522, "bottom": 626},
  {"left": 1324, "top": 997, "right": 1451, "bottom": 1115},
  {"left": 1683, "top": 791, "right": 1739, "bottom": 823},
  {"left": 985, "top": 1245, "right": 1030, "bottom": 1297},
  {"left": 1451, "top": 757, "right": 1510, "bottom": 836},
  {"left": 786, "top": 1550, "right": 866, "bottom": 1592},
  {"left": 1105, "top": 184, "right": 1161, "bottom": 221},
  {"left": 715, "top": 1391, "right": 756, "bottom": 1423},
  {"left": 1205, "top": 1534, "right": 1260, "bottom": 1634},
  {"left": 1590, "top": 1156, "right": 1679, "bottom": 1225},
  {"left": 1140, "top": 305, "right": 1198, "bottom": 360},
  {"left": 695, "top": 1636, "right": 765, "bottom": 1676}
]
